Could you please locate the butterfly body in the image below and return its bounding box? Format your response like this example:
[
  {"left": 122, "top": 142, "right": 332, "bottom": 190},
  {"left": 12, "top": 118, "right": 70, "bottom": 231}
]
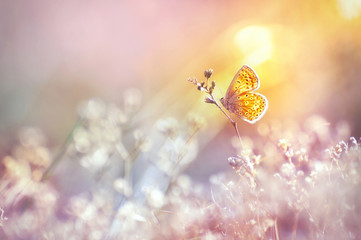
[{"left": 221, "top": 65, "right": 268, "bottom": 124}]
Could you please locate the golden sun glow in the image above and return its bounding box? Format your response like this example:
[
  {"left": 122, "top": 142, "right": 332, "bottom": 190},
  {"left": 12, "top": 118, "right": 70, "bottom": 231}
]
[{"left": 234, "top": 26, "right": 273, "bottom": 66}]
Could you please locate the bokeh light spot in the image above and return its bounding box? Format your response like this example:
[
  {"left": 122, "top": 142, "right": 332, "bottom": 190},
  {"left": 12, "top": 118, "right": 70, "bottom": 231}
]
[
  {"left": 234, "top": 26, "right": 273, "bottom": 66},
  {"left": 337, "top": 0, "right": 361, "bottom": 19}
]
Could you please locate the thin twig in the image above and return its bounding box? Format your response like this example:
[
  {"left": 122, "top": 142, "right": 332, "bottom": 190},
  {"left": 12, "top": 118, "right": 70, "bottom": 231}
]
[
  {"left": 291, "top": 211, "right": 299, "bottom": 240},
  {"left": 41, "top": 117, "right": 84, "bottom": 181},
  {"left": 188, "top": 71, "right": 244, "bottom": 149},
  {"left": 207, "top": 93, "right": 244, "bottom": 149},
  {"left": 274, "top": 217, "right": 280, "bottom": 240}
]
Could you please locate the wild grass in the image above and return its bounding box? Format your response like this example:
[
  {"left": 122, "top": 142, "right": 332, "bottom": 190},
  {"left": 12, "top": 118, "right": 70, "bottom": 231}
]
[{"left": 0, "top": 79, "right": 360, "bottom": 239}]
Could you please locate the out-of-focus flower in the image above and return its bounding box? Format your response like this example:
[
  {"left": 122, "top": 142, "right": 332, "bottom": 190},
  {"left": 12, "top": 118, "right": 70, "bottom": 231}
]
[
  {"left": 113, "top": 178, "right": 132, "bottom": 197},
  {"left": 0, "top": 208, "right": 8, "bottom": 227},
  {"left": 142, "top": 186, "right": 166, "bottom": 209},
  {"left": 123, "top": 88, "right": 142, "bottom": 114},
  {"left": 157, "top": 117, "right": 179, "bottom": 138}
]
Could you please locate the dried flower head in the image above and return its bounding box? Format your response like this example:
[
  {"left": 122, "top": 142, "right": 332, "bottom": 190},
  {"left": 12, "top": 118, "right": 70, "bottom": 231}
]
[
  {"left": 157, "top": 117, "right": 179, "bottom": 138},
  {"left": 228, "top": 155, "right": 256, "bottom": 177},
  {"left": 188, "top": 69, "right": 216, "bottom": 95},
  {"left": 204, "top": 68, "right": 213, "bottom": 79}
]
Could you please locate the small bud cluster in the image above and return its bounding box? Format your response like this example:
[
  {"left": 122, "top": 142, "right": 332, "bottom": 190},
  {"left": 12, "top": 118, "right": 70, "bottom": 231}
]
[
  {"left": 188, "top": 68, "right": 216, "bottom": 96},
  {"left": 228, "top": 154, "right": 259, "bottom": 178},
  {"left": 326, "top": 137, "right": 361, "bottom": 163}
]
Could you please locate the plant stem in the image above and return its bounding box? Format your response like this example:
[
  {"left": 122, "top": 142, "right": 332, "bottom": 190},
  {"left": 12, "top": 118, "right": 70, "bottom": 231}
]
[
  {"left": 291, "top": 211, "right": 299, "bottom": 240},
  {"left": 274, "top": 218, "right": 280, "bottom": 240},
  {"left": 209, "top": 94, "right": 244, "bottom": 149},
  {"left": 41, "top": 117, "right": 84, "bottom": 181}
]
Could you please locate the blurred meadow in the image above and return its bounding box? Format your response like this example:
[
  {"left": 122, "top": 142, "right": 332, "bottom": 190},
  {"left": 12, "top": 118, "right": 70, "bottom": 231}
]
[{"left": 1, "top": 0, "right": 361, "bottom": 239}]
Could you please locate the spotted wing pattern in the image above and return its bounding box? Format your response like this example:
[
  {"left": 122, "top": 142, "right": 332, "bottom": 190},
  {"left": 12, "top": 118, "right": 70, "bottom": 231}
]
[
  {"left": 223, "top": 65, "right": 260, "bottom": 101},
  {"left": 232, "top": 92, "right": 268, "bottom": 123}
]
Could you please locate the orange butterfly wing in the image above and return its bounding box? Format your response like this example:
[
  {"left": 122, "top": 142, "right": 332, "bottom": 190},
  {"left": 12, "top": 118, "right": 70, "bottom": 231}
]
[
  {"left": 224, "top": 65, "right": 260, "bottom": 100},
  {"left": 221, "top": 65, "right": 268, "bottom": 123},
  {"left": 232, "top": 92, "right": 268, "bottom": 123}
]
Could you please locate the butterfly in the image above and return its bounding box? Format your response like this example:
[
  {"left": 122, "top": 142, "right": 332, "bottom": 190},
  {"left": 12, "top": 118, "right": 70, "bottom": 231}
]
[{"left": 220, "top": 65, "right": 268, "bottom": 124}]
